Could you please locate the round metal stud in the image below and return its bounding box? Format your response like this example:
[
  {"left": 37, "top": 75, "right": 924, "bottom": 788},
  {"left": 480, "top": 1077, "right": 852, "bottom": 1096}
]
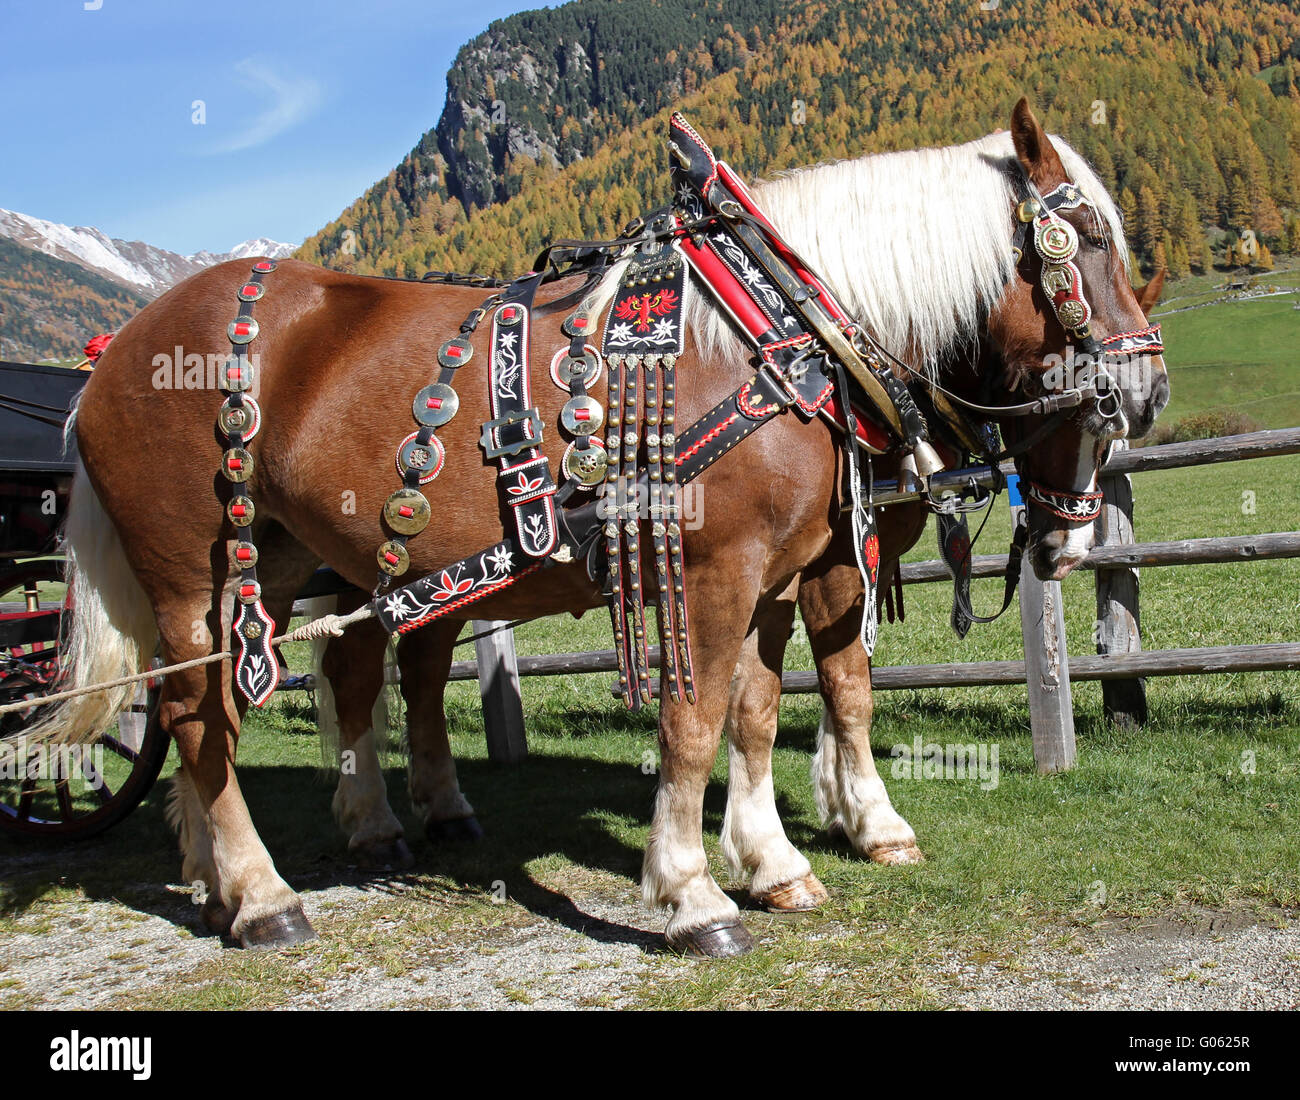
[
  {"left": 221, "top": 447, "right": 254, "bottom": 482},
  {"left": 218, "top": 396, "right": 261, "bottom": 440},
  {"left": 1057, "top": 298, "right": 1090, "bottom": 329},
  {"left": 228, "top": 318, "right": 259, "bottom": 345},
  {"left": 377, "top": 540, "right": 410, "bottom": 577},
  {"left": 412, "top": 383, "right": 460, "bottom": 428},
  {"left": 562, "top": 311, "right": 594, "bottom": 338},
  {"left": 561, "top": 395, "right": 604, "bottom": 436},
  {"left": 550, "top": 345, "right": 602, "bottom": 390},
  {"left": 396, "top": 432, "right": 446, "bottom": 485},
  {"left": 563, "top": 440, "right": 609, "bottom": 487},
  {"left": 231, "top": 541, "right": 259, "bottom": 570},
  {"left": 438, "top": 336, "right": 473, "bottom": 369},
  {"left": 227, "top": 496, "right": 255, "bottom": 527},
  {"left": 1016, "top": 198, "right": 1042, "bottom": 223},
  {"left": 237, "top": 579, "right": 262, "bottom": 605},
  {"left": 221, "top": 355, "right": 254, "bottom": 393},
  {"left": 497, "top": 304, "right": 524, "bottom": 326},
  {"left": 236, "top": 282, "right": 265, "bottom": 303},
  {"left": 383, "top": 488, "right": 431, "bottom": 536},
  {"left": 1036, "top": 218, "right": 1078, "bottom": 262},
  {"left": 251, "top": 260, "right": 277, "bottom": 274}
]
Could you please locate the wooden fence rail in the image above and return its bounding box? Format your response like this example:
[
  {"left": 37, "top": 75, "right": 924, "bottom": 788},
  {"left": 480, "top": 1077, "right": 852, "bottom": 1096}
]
[
  {"left": 448, "top": 642, "right": 1300, "bottom": 688},
  {"left": 452, "top": 427, "right": 1300, "bottom": 772}
]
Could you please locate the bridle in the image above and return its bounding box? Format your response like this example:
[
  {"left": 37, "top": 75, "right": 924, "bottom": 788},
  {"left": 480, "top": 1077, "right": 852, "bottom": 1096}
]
[{"left": 913, "top": 171, "right": 1165, "bottom": 525}]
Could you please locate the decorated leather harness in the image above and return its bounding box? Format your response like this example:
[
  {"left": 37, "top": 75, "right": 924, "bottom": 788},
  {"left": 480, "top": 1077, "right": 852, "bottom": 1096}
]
[{"left": 217, "top": 111, "right": 1164, "bottom": 709}]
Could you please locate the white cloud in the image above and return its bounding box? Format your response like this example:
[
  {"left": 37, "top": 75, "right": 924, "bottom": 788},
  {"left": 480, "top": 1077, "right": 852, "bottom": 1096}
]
[{"left": 205, "top": 58, "right": 322, "bottom": 155}]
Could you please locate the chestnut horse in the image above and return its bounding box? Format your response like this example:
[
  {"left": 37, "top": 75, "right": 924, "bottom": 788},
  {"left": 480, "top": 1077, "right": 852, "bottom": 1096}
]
[
  {"left": 28, "top": 99, "right": 1165, "bottom": 956},
  {"left": 315, "top": 261, "right": 1163, "bottom": 896},
  {"left": 311, "top": 102, "right": 1168, "bottom": 927}
]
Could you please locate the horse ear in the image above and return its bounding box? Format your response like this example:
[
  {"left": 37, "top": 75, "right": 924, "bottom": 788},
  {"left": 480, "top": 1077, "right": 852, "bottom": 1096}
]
[
  {"left": 1010, "top": 97, "right": 1067, "bottom": 187},
  {"left": 1134, "top": 268, "right": 1166, "bottom": 314}
]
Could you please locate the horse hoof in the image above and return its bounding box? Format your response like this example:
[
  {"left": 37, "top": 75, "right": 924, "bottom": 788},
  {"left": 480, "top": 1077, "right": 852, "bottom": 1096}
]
[
  {"left": 353, "top": 837, "right": 415, "bottom": 869},
  {"left": 869, "top": 844, "right": 925, "bottom": 865},
  {"left": 668, "top": 919, "right": 755, "bottom": 958},
  {"left": 753, "top": 872, "right": 829, "bottom": 913},
  {"left": 426, "top": 815, "right": 485, "bottom": 843},
  {"left": 239, "top": 907, "right": 317, "bottom": 950}
]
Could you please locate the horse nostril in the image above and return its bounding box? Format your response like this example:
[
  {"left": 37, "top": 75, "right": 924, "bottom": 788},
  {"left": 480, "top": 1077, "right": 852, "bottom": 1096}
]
[{"left": 1151, "top": 371, "right": 1171, "bottom": 415}]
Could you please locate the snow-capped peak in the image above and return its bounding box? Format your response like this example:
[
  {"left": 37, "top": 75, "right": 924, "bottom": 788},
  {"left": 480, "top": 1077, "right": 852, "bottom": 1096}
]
[{"left": 0, "top": 207, "right": 297, "bottom": 298}]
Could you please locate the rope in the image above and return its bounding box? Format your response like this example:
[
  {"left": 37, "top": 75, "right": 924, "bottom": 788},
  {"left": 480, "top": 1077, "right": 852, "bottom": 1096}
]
[{"left": 0, "top": 604, "right": 376, "bottom": 718}]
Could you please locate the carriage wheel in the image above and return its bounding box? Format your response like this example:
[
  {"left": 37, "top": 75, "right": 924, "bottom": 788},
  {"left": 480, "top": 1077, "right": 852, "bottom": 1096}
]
[{"left": 0, "top": 560, "right": 170, "bottom": 840}]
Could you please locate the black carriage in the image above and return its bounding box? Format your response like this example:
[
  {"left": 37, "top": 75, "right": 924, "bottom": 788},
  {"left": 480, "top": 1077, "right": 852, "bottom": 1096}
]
[{"left": 0, "top": 361, "right": 170, "bottom": 838}]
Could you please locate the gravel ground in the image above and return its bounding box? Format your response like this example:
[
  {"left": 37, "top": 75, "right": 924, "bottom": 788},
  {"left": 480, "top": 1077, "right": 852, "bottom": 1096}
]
[
  {"left": 0, "top": 879, "right": 670, "bottom": 1010},
  {"left": 946, "top": 909, "right": 1300, "bottom": 1010},
  {"left": 2, "top": 886, "right": 1296, "bottom": 1009}
]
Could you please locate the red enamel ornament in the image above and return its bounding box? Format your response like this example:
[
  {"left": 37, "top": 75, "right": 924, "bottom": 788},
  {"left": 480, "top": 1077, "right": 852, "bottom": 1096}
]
[{"left": 863, "top": 532, "right": 880, "bottom": 582}]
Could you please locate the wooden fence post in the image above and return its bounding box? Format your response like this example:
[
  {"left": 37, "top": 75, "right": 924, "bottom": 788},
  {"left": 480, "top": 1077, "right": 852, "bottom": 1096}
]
[
  {"left": 1094, "top": 440, "right": 1148, "bottom": 727},
  {"left": 473, "top": 620, "right": 527, "bottom": 765},
  {"left": 1010, "top": 480, "right": 1077, "bottom": 773}
]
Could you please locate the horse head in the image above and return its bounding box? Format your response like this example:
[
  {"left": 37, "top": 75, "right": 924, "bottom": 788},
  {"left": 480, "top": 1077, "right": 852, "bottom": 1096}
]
[{"left": 985, "top": 98, "right": 1169, "bottom": 580}]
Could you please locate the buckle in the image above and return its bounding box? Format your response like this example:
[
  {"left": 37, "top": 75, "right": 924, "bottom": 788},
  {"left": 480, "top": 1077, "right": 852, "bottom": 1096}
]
[{"left": 480, "top": 409, "right": 543, "bottom": 460}]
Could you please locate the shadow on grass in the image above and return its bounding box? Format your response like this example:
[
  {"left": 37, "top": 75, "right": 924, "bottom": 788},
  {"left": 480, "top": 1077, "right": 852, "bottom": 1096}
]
[{"left": 0, "top": 751, "right": 723, "bottom": 953}]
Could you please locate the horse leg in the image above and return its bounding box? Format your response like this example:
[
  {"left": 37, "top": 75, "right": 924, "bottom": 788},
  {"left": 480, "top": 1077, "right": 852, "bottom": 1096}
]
[
  {"left": 722, "top": 580, "right": 828, "bottom": 912},
  {"left": 160, "top": 646, "right": 316, "bottom": 947},
  {"left": 799, "top": 541, "right": 924, "bottom": 865},
  {"left": 156, "top": 524, "right": 321, "bottom": 946},
  {"left": 398, "top": 620, "right": 481, "bottom": 842},
  {"left": 646, "top": 564, "right": 763, "bottom": 957},
  {"left": 316, "top": 595, "right": 412, "bottom": 867}
]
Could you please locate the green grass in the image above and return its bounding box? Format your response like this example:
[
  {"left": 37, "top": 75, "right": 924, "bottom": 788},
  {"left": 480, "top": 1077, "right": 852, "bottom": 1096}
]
[{"left": 1153, "top": 266, "right": 1300, "bottom": 429}]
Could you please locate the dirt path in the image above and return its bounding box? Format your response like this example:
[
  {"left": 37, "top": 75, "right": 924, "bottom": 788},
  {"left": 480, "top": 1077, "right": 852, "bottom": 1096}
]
[{"left": 1, "top": 880, "right": 1296, "bottom": 1010}]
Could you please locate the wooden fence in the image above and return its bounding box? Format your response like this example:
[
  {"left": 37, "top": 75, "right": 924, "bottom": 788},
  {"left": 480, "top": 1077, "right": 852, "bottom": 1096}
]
[{"left": 447, "top": 427, "right": 1300, "bottom": 771}]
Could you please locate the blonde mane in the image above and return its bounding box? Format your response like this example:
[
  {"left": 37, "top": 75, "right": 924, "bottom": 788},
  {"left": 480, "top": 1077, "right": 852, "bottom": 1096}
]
[{"left": 685, "top": 130, "right": 1126, "bottom": 378}]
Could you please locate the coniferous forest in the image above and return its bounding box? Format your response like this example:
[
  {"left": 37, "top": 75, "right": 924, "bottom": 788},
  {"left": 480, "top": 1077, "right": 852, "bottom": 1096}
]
[{"left": 298, "top": 0, "right": 1300, "bottom": 285}]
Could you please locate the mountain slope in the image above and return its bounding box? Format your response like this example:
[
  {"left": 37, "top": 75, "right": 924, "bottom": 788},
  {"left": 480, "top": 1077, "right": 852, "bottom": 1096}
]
[
  {"left": 299, "top": 0, "right": 1300, "bottom": 283},
  {"left": 0, "top": 237, "right": 150, "bottom": 362}
]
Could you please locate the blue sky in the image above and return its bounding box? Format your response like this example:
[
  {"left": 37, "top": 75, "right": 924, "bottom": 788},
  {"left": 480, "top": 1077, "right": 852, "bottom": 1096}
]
[{"left": 0, "top": 0, "right": 543, "bottom": 254}]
